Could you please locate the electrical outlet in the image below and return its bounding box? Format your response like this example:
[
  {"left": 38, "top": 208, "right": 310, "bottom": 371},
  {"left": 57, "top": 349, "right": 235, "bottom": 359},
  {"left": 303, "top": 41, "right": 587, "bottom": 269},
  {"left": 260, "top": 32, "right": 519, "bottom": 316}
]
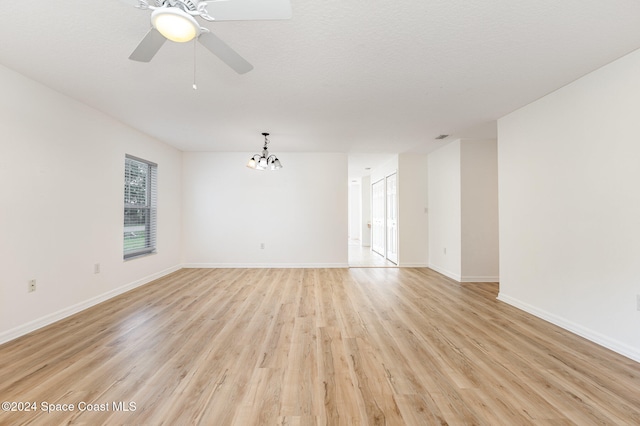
[
  {"left": 260, "top": 243, "right": 265, "bottom": 250},
  {"left": 637, "top": 294, "right": 640, "bottom": 311},
  {"left": 94, "top": 263, "right": 100, "bottom": 274},
  {"left": 443, "top": 247, "right": 447, "bottom": 254},
  {"left": 28, "top": 279, "right": 36, "bottom": 293}
]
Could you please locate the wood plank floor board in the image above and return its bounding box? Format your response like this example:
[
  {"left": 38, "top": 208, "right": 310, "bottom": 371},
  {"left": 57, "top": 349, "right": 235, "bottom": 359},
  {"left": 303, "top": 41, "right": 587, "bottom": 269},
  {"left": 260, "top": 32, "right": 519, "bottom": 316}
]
[
  {"left": 1, "top": 267, "right": 639, "bottom": 425},
  {"left": 401, "top": 272, "right": 627, "bottom": 424}
]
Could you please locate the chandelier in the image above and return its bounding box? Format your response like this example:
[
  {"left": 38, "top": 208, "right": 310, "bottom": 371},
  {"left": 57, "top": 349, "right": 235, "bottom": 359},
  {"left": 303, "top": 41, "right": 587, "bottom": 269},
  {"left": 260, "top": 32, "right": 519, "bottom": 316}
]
[{"left": 246, "top": 132, "right": 283, "bottom": 171}]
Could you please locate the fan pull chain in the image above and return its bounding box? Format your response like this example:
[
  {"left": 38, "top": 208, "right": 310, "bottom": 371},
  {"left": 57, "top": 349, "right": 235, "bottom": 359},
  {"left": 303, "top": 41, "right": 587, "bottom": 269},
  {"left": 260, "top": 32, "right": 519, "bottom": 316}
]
[{"left": 192, "top": 39, "right": 198, "bottom": 90}]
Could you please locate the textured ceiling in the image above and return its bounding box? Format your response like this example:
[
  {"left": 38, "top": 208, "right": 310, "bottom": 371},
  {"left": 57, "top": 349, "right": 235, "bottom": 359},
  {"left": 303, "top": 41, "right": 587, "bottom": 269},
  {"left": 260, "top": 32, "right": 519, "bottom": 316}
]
[{"left": 2, "top": 0, "right": 640, "bottom": 167}]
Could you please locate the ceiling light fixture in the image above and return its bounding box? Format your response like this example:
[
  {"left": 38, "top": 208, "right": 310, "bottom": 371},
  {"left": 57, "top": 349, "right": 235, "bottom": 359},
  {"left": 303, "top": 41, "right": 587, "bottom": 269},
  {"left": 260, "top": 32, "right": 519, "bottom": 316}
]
[
  {"left": 151, "top": 7, "right": 200, "bottom": 43},
  {"left": 246, "top": 133, "right": 283, "bottom": 171}
]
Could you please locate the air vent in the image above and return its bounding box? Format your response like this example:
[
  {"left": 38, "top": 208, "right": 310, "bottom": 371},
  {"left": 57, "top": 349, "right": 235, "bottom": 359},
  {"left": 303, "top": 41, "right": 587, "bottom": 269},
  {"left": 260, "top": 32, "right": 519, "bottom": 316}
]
[{"left": 435, "top": 134, "right": 449, "bottom": 140}]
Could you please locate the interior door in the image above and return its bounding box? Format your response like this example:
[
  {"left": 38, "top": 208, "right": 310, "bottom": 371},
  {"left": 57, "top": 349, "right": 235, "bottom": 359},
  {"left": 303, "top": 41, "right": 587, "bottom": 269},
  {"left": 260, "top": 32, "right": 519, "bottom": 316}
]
[
  {"left": 371, "top": 179, "right": 385, "bottom": 256},
  {"left": 385, "top": 173, "right": 398, "bottom": 264}
]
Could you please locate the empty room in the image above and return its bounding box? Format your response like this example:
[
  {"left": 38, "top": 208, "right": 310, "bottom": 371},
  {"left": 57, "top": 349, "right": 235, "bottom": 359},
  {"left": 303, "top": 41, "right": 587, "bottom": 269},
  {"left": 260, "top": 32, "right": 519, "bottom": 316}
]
[{"left": 1, "top": 1, "right": 639, "bottom": 424}]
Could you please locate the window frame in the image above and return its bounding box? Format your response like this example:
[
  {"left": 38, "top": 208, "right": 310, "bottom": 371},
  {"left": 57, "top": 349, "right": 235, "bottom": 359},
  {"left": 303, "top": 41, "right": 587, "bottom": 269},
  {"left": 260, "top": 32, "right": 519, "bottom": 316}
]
[{"left": 123, "top": 154, "right": 158, "bottom": 260}]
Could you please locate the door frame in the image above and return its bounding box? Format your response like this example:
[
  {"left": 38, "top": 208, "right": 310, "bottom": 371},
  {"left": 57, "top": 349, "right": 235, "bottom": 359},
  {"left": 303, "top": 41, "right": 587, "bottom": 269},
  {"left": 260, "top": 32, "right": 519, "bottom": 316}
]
[
  {"left": 385, "top": 172, "right": 398, "bottom": 264},
  {"left": 371, "top": 177, "right": 385, "bottom": 257}
]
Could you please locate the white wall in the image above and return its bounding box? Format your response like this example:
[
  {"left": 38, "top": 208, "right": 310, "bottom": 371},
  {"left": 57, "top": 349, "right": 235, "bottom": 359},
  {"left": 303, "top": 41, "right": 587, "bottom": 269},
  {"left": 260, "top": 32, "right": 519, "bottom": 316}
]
[
  {"left": 398, "top": 153, "right": 428, "bottom": 266},
  {"left": 360, "top": 175, "right": 371, "bottom": 247},
  {"left": 428, "top": 140, "right": 498, "bottom": 281},
  {"left": 461, "top": 140, "right": 499, "bottom": 280},
  {"left": 0, "top": 64, "right": 183, "bottom": 343},
  {"left": 498, "top": 47, "right": 640, "bottom": 362},
  {"left": 348, "top": 181, "right": 361, "bottom": 240},
  {"left": 427, "top": 141, "right": 462, "bottom": 279},
  {"left": 370, "top": 155, "right": 398, "bottom": 184},
  {"left": 181, "top": 152, "right": 348, "bottom": 267}
]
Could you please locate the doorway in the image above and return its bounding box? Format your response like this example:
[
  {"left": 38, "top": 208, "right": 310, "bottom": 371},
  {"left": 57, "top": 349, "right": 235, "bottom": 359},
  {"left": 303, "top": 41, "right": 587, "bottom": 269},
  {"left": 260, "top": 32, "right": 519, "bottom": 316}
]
[
  {"left": 349, "top": 174, "right": 396, "bottom": 267},
  {"left": 347, "top": 154, "right": 399, "bottom": 268}
]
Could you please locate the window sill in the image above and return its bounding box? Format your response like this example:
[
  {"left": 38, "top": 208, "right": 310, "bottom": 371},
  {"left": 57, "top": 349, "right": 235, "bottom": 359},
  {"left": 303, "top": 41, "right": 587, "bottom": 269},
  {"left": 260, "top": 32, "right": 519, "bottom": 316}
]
[{"left": 124, "top": 250, "right": 157, "bottom": 261}]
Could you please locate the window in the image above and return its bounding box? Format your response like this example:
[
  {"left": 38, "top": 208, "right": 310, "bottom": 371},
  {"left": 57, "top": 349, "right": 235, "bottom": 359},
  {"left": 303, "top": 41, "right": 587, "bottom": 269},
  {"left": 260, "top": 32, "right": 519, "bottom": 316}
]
[{"left": 124, "top": 155, "right": 157, "bottom": 259}]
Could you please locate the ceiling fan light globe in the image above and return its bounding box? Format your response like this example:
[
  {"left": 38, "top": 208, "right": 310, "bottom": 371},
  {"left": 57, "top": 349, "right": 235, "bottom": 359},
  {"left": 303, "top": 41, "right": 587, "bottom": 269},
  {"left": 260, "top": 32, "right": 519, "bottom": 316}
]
[{"left": 151, "top": 8, "right": 200, "bottom": 43}]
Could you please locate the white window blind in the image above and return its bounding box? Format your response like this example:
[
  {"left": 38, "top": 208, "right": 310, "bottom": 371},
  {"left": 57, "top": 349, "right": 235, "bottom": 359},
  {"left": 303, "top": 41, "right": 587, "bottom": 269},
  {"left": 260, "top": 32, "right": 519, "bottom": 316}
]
[{"left": 124, "top": 155, "right": 157, "bottom": 259}]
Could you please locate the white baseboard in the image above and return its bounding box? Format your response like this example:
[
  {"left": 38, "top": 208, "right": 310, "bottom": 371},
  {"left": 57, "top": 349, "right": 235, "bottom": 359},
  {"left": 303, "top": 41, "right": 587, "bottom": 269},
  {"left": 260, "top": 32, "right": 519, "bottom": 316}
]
[
  {"left": 0, "top": 265, "right": 182, "bottom": 346},
  {"left": 428, "top": 264, "right": 462, "bottom": 281},
  {"left": 461, "top": 275, "right": 500, "bottom": 283},
  {"left": 398, "top": 263, "right": 429, "bottom": 268},
  {"left": 427, "top": 265, "right": 498, "bottom": 283},
  {"left": 497, "top": 293, "right": 640, "bottom": 363},
  {"left": 182, "top": 263, "right": 350, "bottom": 269}
]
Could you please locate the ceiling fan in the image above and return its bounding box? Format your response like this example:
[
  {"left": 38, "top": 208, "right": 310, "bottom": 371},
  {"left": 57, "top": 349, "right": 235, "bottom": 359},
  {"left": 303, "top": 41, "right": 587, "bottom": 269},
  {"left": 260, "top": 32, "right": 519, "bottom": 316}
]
[{"left": 122, "top": 0, "right": 292, "bottom": 74}]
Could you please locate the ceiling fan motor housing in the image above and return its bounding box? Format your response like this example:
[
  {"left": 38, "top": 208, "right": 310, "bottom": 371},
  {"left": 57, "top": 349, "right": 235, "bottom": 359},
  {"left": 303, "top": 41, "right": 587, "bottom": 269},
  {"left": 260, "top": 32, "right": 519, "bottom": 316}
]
[
  {"left": 128, "top": 0, "right": 274, "bottom": 73},
  {"left": 158, "top": 0, "right": 200, "bottom": 12}
]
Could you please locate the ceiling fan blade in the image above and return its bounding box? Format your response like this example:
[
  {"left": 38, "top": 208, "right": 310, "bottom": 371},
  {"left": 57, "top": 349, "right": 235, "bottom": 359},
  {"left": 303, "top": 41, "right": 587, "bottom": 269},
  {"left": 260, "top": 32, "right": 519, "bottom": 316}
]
[
  {"left": 203, "top": 0, "right": 292, "bottom": 21},
  {"left": 198, "top": 32, "right": 253, "bottom": 74},
  {"left": 129, "top": 29, "right": 167, "bottom": 62}
]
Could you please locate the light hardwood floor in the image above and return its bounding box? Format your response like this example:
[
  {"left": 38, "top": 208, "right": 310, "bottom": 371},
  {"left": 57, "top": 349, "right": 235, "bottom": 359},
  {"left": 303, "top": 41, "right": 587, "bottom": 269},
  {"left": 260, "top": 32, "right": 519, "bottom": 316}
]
[
  {"left": 0, "top": 268, "right": 639, "bottom": 425},
  {"left": 348, "top": 240, "right": 395, "bottom": 267}
]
